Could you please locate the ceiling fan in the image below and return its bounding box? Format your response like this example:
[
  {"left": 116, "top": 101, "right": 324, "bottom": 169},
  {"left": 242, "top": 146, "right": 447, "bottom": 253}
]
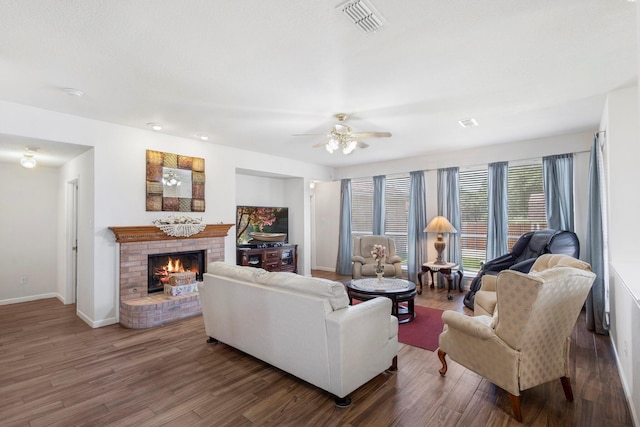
[{"left": 295, "top": 113, "right": 391, "bottom": 155}]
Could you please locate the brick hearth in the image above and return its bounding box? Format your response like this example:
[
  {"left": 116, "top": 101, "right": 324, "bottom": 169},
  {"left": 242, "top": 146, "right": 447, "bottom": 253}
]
[{"left": 110, "top": 224, "right": 232, "bottom": 329}]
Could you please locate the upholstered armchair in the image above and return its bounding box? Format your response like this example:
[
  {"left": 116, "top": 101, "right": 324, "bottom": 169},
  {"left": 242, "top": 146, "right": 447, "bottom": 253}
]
[
  {"left": 437, "top": 254, "right": 595, "bottom": 422},
  {"left": 352, "top": 235, "right": 403, "bottom": 279},
  {"left": 464, "top": 229, "right": 579, "bottom": 309},
  {"left": 474, "top": 253, "right": 593, "bottom": 317}
]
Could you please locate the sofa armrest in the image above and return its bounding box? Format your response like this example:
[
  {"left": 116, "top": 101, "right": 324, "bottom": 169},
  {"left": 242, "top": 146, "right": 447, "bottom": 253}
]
[
  {"left": 442, "top": 310, "right": 495, "bottom": 340},
  {"left": 479, "top": 274, "right": 497, "bottom": 292},
  {"left": 387, "top": 255, "right": 402, "bottom": 264},
  {"left": 351, "top": 255, "right": 366, "bottom": 264},
  {"left": 325, "top": 297, "right": 399, "bottom": 397},
  {"left": 326, "top": 297, "right": 398, "bottom": 341}
]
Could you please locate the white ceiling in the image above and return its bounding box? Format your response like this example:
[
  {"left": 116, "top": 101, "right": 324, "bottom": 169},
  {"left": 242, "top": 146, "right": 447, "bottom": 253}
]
[{"left": 0, "top": 0, "right": 637, "bottom": 168}]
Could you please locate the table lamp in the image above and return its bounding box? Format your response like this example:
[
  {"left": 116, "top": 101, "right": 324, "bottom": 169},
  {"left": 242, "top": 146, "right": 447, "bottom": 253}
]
[{"left": 424, "top": 216, "right": 457, "bottom": 265}]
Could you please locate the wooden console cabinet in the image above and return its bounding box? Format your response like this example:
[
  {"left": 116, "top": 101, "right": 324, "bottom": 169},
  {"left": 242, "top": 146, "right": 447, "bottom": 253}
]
[{"left": 237, "top": 244, "right": 298, "bottom": 273}]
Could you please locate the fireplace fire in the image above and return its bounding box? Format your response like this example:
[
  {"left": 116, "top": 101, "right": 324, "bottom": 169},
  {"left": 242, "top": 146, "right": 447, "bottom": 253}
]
[{"left": 147, "top": 250, "right": 205, "bottom": 294}]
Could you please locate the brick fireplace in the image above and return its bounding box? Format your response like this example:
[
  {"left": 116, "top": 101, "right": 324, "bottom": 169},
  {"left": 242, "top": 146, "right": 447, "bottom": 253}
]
[{"left": 110, "top": 224, "right": 232, "bottom": 328}]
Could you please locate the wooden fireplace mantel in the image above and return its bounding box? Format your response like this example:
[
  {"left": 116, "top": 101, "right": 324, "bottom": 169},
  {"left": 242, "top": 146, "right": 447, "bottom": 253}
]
[{"left": 109, "top": 224, "right": 233, "bottom": 243}]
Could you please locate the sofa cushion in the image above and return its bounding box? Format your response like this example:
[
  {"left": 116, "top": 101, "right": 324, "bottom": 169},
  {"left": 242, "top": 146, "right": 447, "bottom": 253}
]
[
  {"left": 207, "top": 262, "right": 266, "bottom": 282},
  {"left": 256, "top": 272, "right": 350, "bottom": 311}
]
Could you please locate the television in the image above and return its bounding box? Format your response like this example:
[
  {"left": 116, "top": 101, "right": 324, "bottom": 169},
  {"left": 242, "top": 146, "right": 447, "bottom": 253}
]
[{"left": 236, "top": 205, "right": 289, "bottom": 245}]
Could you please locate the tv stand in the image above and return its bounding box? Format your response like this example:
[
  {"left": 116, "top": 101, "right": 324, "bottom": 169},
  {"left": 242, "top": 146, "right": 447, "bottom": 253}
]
[{"left": 237, "top": 244, "right": 297, "bottom": 273}]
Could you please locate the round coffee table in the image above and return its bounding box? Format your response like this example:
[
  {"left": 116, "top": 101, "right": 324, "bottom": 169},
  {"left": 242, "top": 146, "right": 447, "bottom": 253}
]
[{"left": 346, "top": 278, "right": 416, "bottom": 323}]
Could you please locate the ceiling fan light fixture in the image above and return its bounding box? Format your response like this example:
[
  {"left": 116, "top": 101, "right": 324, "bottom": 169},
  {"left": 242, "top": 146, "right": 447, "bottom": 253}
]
[
  {"left": 326, "top": 138, "right": 340, "bottom": 153},
  {"left": 342, "top": 140, "right": 358, "bottom": 155}
]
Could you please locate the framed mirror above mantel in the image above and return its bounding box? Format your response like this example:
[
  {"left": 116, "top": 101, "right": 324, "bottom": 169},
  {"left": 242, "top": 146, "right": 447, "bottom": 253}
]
[{"left": 146, "top": 149, "right": 205, "bottom": 212}]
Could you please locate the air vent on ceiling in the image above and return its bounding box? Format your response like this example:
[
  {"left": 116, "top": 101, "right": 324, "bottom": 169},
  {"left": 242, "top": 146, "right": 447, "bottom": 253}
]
[
  {"left": 338, "top": 0, "right": 386, "bottom": 32},
  {"left": 458, "top": 118, "right": 479, "bottom": 128}
]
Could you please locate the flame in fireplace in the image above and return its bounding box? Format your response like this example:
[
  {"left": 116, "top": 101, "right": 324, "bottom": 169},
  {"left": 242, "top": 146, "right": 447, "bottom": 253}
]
[
  {"left": 166, "top": 257, "right": 184, "bottom": 273},
  {"left": 156, "top": 257, "right": 200, "bottom": 284}
]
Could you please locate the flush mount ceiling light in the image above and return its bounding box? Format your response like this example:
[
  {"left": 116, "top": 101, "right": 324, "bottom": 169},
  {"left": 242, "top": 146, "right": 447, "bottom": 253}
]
[
  {"left": 20, "top": 147, "right": 38, "bottom": 169},
  {"left": 338, "top": 0, "right": 386, "bottom": 32},
  {"left": 162, "top": 170, "right": 181, "bottom": 187},
  {"left": 196, "top": 134, "right": 209, "bottom": 141},
  {"left": 147, "top": 122, "right": 162, "bottom": 131},
  {"left": 458, "top": 118, "right": 479, "bottom": 128}
]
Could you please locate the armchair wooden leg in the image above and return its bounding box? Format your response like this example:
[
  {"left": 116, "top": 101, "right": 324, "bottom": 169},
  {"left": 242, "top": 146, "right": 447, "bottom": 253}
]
[
  {"left": 508, "top": 393, "right": 523, "bottom": 423},
  {"left": 560, "top": 376, "right": 574, "bottom": 401},
  {"left": 437, "top": 349, "right": 448, "bottom": 376}
]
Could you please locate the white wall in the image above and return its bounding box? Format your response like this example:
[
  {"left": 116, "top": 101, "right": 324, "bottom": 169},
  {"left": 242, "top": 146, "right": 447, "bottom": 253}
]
[
  {"left": 604, "top": 85, "right": 640, "bottom": 426},
  {"left": 0, "top": 100, "right": 334, "bottom": 327},
  {"left": 58, "top": 149, "right": 95, "bottom": 323},
  {"left": 312, "top": 180, "right": 341, "bottom": 271},
  {"left": 313, "top": 131, "right": 593, "bottom": 271},
  {"left": 0, "top": 163, "right": 59, "bottom": 304}
]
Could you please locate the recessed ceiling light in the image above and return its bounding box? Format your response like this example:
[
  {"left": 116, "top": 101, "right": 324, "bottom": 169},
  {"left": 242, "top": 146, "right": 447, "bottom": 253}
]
[
  {"left": 64, "top": 88, "right": 84, "bottom": 97},
  {"left": 458, "top": 118, "right": 479, "bottom": 128},
  {"left": 147, "top": 122, "right": 162, "bottom": 131},
  {"left": 197, "top": 134, "right": 209, "bottom": 141}
]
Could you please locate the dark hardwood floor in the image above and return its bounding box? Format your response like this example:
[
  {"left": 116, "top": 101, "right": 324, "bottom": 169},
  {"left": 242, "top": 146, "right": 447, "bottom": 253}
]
[{"left": 0, "top": 271, "right": 633, "bottom": 426}]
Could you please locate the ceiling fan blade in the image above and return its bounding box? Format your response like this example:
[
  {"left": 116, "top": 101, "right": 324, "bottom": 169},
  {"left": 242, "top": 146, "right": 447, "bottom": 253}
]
[
  {"left": 312, "top": 140, "right": 329, "bottom": 148},
  {"left": 351, "top": 132, "right": 392, "bottom": 138},
  {"left": 356, "top": 141, "right": 370, "bottom": 149},
  {"left": 292, "top": 133, "right": 326, "bottom": 137}
]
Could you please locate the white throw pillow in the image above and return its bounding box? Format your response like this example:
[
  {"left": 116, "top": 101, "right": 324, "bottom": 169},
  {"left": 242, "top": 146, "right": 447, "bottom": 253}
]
[{"left": 256, "top": 272, "right": 350, "bottom": 311}]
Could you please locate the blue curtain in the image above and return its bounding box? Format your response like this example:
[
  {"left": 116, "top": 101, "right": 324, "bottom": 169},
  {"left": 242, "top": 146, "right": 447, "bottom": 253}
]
[
  {"left": 373, "top": 175, "right": 386, "bottom": 235},
  {"left": 486, "top": 161, "right": 508, "bottom": 260},
  {"left": 336, "top": 179, "right": 353, "bottom": 275},
  {"left": 585, "top": 134, "right": 609, "bottom": 335},
  {"left": 438, "top": 168, "right": 462, "bottom": 271},
  {"left": 407, "top": 171, "right": 427, "bottom": 283},
  {"left": 437, "top": 168, "right": 463, "bottom": 287},
  {"left": 543, "top": 153, "right": 574, "bottom": 231}
]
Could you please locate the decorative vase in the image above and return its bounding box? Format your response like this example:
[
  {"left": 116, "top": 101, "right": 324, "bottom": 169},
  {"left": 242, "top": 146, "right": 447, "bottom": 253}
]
[{"left": 376, "top": 272, "right": 384, "bottom": 281}]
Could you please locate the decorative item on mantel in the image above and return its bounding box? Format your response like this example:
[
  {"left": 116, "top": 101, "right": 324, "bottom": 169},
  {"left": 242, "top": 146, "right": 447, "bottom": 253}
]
[
  {"left": 372, "top": 244, "right": 386, "bottom": 280},
  {"left": 153, "top": 215, "right": 206, "bottom": 237}
]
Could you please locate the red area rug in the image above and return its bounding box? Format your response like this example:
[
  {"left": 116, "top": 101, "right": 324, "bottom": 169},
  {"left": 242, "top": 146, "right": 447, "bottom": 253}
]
[
  {"left": 352, "top": 300, "right": 444, "bottom": 351},
  {"left": 398, "top": 305, "right": 444, "bottom": 351}
]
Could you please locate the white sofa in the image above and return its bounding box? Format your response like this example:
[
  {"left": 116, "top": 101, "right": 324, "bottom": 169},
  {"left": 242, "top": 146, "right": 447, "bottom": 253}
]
[{"left": 200, "top": 262, "right": 401, "bottom": 406}]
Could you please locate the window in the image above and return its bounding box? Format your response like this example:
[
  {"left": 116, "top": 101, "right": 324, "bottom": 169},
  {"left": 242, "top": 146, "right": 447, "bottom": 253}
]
[
  {"left": 351, "top": 174, "right": 410, "bottom": 267},
  {"left": 459, "top": 168, "right": 488, "bottom": 271},
  {"left": 351, "top": 178, "right": 373, "bottom": 239},
  {"left": 384, "top": 175, "right": 410, "bottom": 265},
  {"left": 507, "top": 162, "right": 547, "bottom": 248},
  {"left": 458, "top": 162, "right": 547, "bottom": 272}
]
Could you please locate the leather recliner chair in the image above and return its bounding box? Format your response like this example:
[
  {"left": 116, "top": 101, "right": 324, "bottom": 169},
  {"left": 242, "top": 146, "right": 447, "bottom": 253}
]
[{"left": 463, "top": 229, "right": 579, "bottom": 309}]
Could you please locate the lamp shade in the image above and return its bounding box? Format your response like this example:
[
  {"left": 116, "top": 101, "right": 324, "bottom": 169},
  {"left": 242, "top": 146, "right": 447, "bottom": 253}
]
[{"left": 424, "top": 216, "right": 457, "bottom": 234}]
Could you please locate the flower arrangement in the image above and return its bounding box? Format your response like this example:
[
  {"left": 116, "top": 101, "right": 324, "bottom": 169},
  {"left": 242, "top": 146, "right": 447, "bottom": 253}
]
[{"left": 371, "top": 244, "right": 386, "bottom": 274}]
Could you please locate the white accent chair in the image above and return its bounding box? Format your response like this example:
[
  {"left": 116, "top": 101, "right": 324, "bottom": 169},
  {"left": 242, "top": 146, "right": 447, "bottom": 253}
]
[
  {"left": 437, "top": 254, "right": 595, "bottom": 422},
  {"left": 351, "top": 235, "right": 403, "bottom": 279}
]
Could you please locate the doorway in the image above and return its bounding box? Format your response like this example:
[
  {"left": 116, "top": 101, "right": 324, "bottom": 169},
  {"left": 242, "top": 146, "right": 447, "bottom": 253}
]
[{"left": 67, "top": 179, "right": 79, "bottom": 304}]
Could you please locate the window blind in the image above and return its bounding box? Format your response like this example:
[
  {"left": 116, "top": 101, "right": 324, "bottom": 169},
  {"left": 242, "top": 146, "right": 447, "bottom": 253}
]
[
  {"left": 351, "top": 174, "right": 409, "bottom": 267},
  {"left": 384, "top": 174, "right": 410, "bottom": 265},
  {"left": 507, "top": 163, "right": 547, "bottom": 248},
  {"left": 459, "top": 168, "right": 488, "bottom": 271}
]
